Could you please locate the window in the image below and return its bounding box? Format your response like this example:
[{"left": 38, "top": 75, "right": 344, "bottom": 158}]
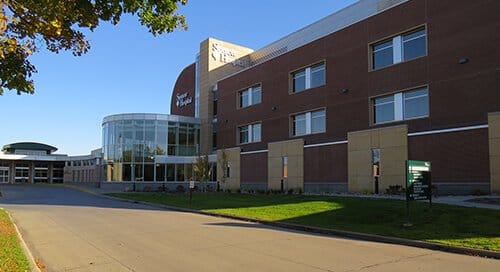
[
  {"left": 282, "top": 157, "right": 288, "bottom": 178},
  {"left": 238, "top": 84, "right": 261, "bottom": 108},
  {"left": 292, "top": 109, "right": 326, "bottom": 136},
  {"left": 372, "top": 27, "right": 426, "bottom": 69},
  {"left": 0, "top": 167, "right": 9, "bottom": 183},
  {"left": 373, "top": 87, "right": 429, "bottom": 124},
  {"left": 291, "top": 62, "right": 325, "bottom": 93},
  {"left": 238, "top": 123, "right": 261, "bottom": 144}
]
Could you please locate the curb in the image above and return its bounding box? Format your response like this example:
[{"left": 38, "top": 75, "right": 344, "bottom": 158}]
[
  {"left": 62, "top": 185, "right": 500, "bottom": 260},
  {"left": 3, "top": 209, "right": 42, "bottom": 272}
]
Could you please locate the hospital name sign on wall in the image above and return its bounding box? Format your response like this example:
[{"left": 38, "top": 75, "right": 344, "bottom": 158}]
[
  {"left": 176, "top": 92, "right": 193, "bottom": 108},
  {"left": 211, "top": 43, "right": 245, "bottom": 67}
]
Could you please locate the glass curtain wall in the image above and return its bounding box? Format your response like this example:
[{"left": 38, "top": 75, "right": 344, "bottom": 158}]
[{"left": 103, "top": 117, "right": 200, "bottom": 182}]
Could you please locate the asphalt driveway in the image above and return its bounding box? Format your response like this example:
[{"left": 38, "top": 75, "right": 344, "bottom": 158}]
[{"left": 0, "top": 184, "right": 498, "bottom": 272}]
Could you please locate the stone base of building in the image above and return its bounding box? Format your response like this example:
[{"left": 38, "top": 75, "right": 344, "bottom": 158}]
[
  {"left": 240, "top": 183, "right": 268, "bottom": 192},
  {"left": 64, "top": 181, "right": 101, "bottom": 188},
  {"left": 99, "top": 181, "right": 218, "bottom": 192},
  {"left": 304, "top": 183, "right": 348, "bottom": 194},
  {"left": 433, "top": 183, "right": 490, "bottom": 196}
]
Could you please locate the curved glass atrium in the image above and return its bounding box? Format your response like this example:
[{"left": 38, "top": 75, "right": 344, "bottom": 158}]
[{"left": 102, "top": 114, "right": 207, "bottom": 182}]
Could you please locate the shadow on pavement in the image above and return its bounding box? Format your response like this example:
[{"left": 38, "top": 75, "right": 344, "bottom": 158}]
[{"left": 0, "top": 184, "right": 161, "bottom": 211}]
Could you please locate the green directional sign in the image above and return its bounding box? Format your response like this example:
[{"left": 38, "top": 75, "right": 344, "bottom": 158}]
[{"left": 406, "top": 160, "right": 432, "bottom": 201}]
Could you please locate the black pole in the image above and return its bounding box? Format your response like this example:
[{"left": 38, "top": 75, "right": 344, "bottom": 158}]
[
  {"left": 189, "top": 188, "right": 193, "bottom": 206},
  {"left": 404, "top": 160, "right": 411, "bottom": 227}
]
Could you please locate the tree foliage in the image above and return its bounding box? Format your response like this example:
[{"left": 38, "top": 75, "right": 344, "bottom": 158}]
[
  {"left": 0, "top": 0, "right": 187, "bottom": 95},
  {"left": 194, "top": 154, "right": 209, "bottom": 182}
]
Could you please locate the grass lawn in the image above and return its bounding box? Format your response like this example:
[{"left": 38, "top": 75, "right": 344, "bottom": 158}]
[
  {"left": 0, "top": 208, "right": 30, "bottom": 272},
  {"left": 107, "top": 192, "right": 500, "bottom": 251}
]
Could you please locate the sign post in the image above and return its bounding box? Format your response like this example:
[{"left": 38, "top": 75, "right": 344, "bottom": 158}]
[
  {"left": 405, "top": 160, "right": 432, "bottom": 226},
  {"left": 189, "top": 180, "right": 195, "bottom": 206}
]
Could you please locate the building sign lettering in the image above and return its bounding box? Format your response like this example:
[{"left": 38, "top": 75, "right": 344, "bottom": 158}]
[
  {"left": 176, "top": 92, "right": 193, "bottom": 108},
  {"left": 211, "top": 43, "right": 245, "bottom": 67},
  {"left": 406, "top": 160, "right": 432, "bottom": 201}
]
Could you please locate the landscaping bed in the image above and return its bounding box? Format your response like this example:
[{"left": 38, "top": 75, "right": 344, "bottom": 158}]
[{"left": 107, "top": 192, "right": 500, "bottom": 252}]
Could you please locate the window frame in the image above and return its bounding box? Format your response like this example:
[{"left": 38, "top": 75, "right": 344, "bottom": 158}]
[
  {"left": 371, "top": 86, "right": 429, "bottom": 125},
  {"left": 289, "top": 60, "right": 326, "bottom": 94},
  {"left": 238, "top": 122, "right": 262, "bottom": 145},
  {"left": 290, "top": 108, "right": 327, "bottom": 137},
  {"left": 369, "top": 25, "right": 427, "bottom": 71},
  {"left": 237, "top": 83, "right": 262, "bottom": 109}
]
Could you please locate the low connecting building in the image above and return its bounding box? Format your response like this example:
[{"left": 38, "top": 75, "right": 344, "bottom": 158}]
[{"left": 0, "top": 142, "right": 66, "bottom": 183}]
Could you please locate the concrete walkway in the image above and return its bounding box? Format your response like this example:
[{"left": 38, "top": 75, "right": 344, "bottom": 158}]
[
  {"left": 1, "top": 184, "right": 499, "bottom": 272},
  {"left": 320, "top": 193, "right": 500, "bottom": 210}
]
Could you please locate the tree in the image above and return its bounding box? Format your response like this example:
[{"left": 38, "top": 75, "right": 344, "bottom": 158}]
[
  {"left": 217, "top": 149, "right": 228, "bottom": 184},
  {"left": 193, "top": 154, "right": 209, "bottom": 192},
  {"left": 0, "top": 0, "right": 187, "bottom": 95}
]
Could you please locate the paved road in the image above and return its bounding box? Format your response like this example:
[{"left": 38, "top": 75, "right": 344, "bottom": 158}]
[{"left": 0, "top": 185, "right": 498, "bottom": 272}]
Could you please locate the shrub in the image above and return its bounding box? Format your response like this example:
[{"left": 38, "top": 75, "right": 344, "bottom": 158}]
[
  {"left": 176, "top": 185, "right": 186, "bottom": 193},
  {"left": 386, "top": 185, "right": 405, "bottom": 195}
]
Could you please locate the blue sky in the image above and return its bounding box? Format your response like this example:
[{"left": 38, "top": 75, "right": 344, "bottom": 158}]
[{"left": 0, "top": 0, "right": 357, "bottom": 155}]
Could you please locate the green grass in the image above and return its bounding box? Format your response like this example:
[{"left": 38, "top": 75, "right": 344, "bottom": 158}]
[
  {"left": 0, "top": 209, "right": 30, "bottom": 272},
  {"left": 107, "top": 192, "right": 500, "bottom": 251}
]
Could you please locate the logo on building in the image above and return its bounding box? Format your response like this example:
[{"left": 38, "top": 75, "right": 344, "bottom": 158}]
[
  {"left": 211, "top": 43, "right": 245, "bottom": 67},
  {"left": 176, "top": 92, "right": 193, "bottom": 108}
]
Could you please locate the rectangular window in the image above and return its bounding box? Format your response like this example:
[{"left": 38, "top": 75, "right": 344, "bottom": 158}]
[
  {"left": 310, "top": 63, "right": 326, "bottom": 88},
  {"left": 0, "top": 168, "right": 9, "bottom": 183},
  {"left": 238, "top": 123, "right": 262, "bottom": 144},
  {"left": 238, "top": 84, "right": 262, "bottom": 108},
  {"left": 372, "top": 27, "right": 426, "bottom": 70},
  {"left": 282, "top": 157, "right": 288, "bottom": 178},
  {"left": 373, "top": 87, "right": 428, "bottom": 124},
  {"left": 292, "top": 109, "right": 326, "bottom": 136},
  {"left": 291, "top": 62, "right": 325, "bottom": 93}
]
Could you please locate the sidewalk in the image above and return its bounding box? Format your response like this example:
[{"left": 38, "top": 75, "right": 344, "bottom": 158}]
[{"left": 322, "top": 192, "right": 500, "bottom": 210}]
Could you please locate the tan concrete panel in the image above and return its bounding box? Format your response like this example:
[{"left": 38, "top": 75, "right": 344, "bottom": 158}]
[
  {"left": 267, "top": 139, "right": 304, "bottom": 190},
  {"left": 491, "top": 174, "right": 500, "bottom": 194},
  {"left": 370, "top": 129, "right": 380, "bottom": 147},
  {"left": 380, "top": 146, "right": 407, "bottom": 176},
  {"left": 268, "top": 143, "right": 283, "bottom": 158},
  {"left": 286, "top": 140, "right": 304, "bottom": 156},
  {"left": 296, "top": 156, "right": 304, "bottom": 178},
  {"left": 347, "top": 150, "right": 372, "bottom": 177},
  {"left": 287, "top": 156, "right": 301, "bottom": 177},
  {"left": 490, "top": 155, "right": 500, "bottom": 174},
  {"left": 379, "top": 174, "right": 406, "bottom": 190},
  {"left": 268, "top": 157, "right": 283, "bottom": 179},
  {"left": 488, "top": 112, "right": 500, "bottom": 139},
  {"left": 489, "top": 113, "right": 500, "bottom": 194},
  {"left": 489, "top": 138, "right": 500, "bottom": 156},
  {"left": 379, "top": 126, "right": 407, "bottom": 148},
  {"left": 348, "top": 175, "right": 373, "bottom": 192},
  {"left": 347, "top": 132, "right": 372, "bottom": 152},
  {"left": 217, "top": 148, "right": 240, "bottom": 190}
]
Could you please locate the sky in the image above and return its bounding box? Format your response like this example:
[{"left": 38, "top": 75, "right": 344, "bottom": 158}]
[{"left": 0, "top": 0, "right": 357, "bottom": 155}]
